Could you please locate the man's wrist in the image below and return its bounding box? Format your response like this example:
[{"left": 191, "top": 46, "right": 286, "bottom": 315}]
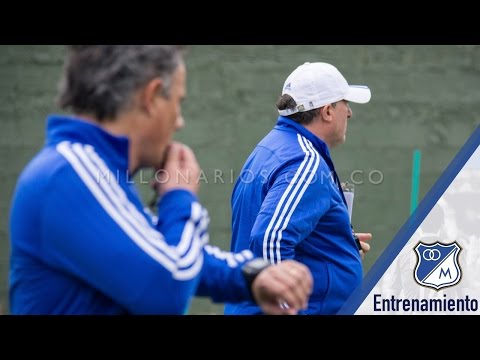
[{"left": 241, "top": 258, "right": 272, "bottom": 300}]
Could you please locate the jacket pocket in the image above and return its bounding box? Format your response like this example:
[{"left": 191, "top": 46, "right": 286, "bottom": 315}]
[{"left": 308, "top": 261, "right": 331, "bottom": 314}]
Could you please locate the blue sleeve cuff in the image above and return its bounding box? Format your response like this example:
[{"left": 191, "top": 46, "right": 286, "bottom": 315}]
[{"left": 157, "top": 189, "right": 198, "bottom": 209}]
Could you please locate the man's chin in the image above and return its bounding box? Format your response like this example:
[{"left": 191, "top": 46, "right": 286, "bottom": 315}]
[
  {"left": 333, "top": 137, "right": 346, "bottom": 148},
  {"left": 156, "top": 145, "right": 171, "bottom": 170}
]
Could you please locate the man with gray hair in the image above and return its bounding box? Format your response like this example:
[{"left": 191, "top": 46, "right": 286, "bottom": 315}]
[
  {"left": 9, "top": 46, "right": 312, "bottom": 315},
  {"left": 226, "top": 62, "right": 373, "bottom": 315}
]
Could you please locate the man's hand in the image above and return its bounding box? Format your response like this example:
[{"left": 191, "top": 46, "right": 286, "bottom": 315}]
[
  {"left": 356, "top": 232, "right": 372, "bottom": 260},
  {"left": 251, "top": 260, "right": 313, "bottom": 315},
  {"left": 152, "top": 142, "right": 200, "bottom": 195}
]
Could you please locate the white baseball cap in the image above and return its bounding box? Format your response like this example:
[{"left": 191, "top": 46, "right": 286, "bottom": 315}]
[{"left": 278, "top": 62, "right": 371, "bottom": 116}]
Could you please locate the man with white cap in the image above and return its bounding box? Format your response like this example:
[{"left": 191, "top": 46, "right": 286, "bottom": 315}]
[{"left": 225, "top": 62, "right": 373, "bottom": 315}]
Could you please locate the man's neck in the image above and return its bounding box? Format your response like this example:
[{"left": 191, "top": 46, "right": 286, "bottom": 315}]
[{"left": 303, "top": 122, "right": 334, "bottom": 149}]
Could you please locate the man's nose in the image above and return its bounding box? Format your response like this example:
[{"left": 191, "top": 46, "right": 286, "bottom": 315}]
[{"left": 176, "top": 115, "right": 185, "bottom": 130}]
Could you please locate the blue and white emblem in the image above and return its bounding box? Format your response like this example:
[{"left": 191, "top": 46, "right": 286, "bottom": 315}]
[{"left": 414, "top": 241, "right": 462, "bottom": 290}]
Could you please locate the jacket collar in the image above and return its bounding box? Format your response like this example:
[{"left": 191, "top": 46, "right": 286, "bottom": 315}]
[
  {"left": 46, "top": 114, "right": 130, "bottom": 171},
  {"left": 275, "top": 116, "right": 332, "bottom": 159}
]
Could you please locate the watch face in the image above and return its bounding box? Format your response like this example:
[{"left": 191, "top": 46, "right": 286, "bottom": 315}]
[
  {"left": 248, "top": 258, "right": 270, "bottom": 270},
  {"left": 244, "top": 258, "right": 271, "bottom": 272}
]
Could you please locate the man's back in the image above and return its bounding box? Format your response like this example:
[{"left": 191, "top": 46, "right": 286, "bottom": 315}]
[
  {"left": 10, "top": 141, "right": 127, "bottom": 314},
  {"left": 225, "top": 117, "right": 362, "bottom": 315},
  {"left": 10, "top": 116, "right": 204, "bottom": 314}
]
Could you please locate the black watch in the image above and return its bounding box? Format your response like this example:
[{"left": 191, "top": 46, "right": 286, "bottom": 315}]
[{"left": 241, "top": 258, "right": 271, "bottom": 299}]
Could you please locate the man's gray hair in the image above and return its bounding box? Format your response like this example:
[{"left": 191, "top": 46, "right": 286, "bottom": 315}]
[{"left": 58, "top": 45, "right": 184, "bottom": 121}]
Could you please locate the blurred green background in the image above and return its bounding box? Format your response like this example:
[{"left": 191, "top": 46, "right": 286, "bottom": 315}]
[{"left": 1, "top": 45, "right": 479, "bottom": 314}]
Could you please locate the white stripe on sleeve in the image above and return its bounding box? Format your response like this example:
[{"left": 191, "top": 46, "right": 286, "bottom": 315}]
[
  {"left": 274, "top": 137, "right": 320, "bottom": 262},
  {"left": 263, "top": 134, "right": 318, "bottom": 263},
  {"left": 57, "top": 141, "right": 207, "bottom": 280}
]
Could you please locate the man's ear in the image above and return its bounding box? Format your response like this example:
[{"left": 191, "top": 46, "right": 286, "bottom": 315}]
[
  {"left": 319, "top": 104, "right": 334, "bottom": 123},
  {"left": 139, "top": 78, "right": 164, "bottom": 115}
]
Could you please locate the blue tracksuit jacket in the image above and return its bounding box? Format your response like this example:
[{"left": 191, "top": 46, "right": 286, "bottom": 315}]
[
  {"left": 225, "top": 117, "right": 362, "bottom": 315},
  {"left": 9, "top": 115, "right": 254, "bottom": 314}
]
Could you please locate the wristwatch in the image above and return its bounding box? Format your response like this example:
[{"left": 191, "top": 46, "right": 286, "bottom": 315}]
[{"left": 241, "top": 258, "right": 272, "bottom": 298}]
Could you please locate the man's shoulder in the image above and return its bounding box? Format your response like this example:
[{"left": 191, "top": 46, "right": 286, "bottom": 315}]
[
  {"left": 260, "top": 128, "right": 314, "bottom": 159},
  {"left": 21, "top": 146, "right": 68, "bottom": 180},
  {"left": 16, "top": 145, "right": 74, "bottom": 192},
  {"left": 250, "top": 129, "right": 329, "bottom": 180}
]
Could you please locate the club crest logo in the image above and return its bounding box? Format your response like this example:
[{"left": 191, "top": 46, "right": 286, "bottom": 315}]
[{"left": 414, "top": 241, "right": 462, "bottom": 290}]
